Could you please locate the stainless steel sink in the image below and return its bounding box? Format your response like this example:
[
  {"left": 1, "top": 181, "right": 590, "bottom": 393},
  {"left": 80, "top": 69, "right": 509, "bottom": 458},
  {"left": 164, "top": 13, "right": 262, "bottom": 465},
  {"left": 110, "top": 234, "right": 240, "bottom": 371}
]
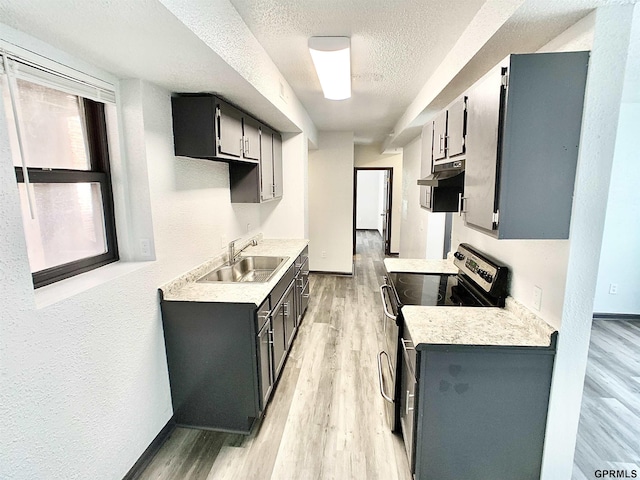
[{"left": 197, "top": 256, "right": 289, "bottom": 283}]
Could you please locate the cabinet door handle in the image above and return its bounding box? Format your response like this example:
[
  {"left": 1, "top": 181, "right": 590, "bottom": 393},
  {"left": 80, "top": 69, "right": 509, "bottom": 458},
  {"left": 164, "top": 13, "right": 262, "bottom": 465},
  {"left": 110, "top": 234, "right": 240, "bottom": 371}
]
[
  {"left": 406, "top": 390, "right": 415, "bottom": 414},
  {"left": 377, "top": 351, "right": 394, "bottom": 404},
  {"left": 458, "top": 194, "right": 467, "bottom": 216},
  {"left": 439, "top": 134, "right": 444, "bottom": 153},
  {"left": 283, "top": 302, "right": 289, "bottom": 316},
  {"left": 379, "top": 284, "right": 397, "bottom": 321},
  {"left": 302, "top": 293, "right": 310, "bottom": 299},
  {"left": 240, "top": 138, "right": 244, "bottom": 154}
]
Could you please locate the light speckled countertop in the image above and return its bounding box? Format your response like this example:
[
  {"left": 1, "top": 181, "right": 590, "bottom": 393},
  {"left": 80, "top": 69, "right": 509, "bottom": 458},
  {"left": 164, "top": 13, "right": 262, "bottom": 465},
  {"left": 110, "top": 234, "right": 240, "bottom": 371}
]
[
  {"left": 160, "top": 238, "right": 309, "bottom": 305},
  {"left": 384, "top": 257, "right": 458, "bottom": 274},
  {"left": 402, "top": 297, "right": 556, "bottom": 348}
]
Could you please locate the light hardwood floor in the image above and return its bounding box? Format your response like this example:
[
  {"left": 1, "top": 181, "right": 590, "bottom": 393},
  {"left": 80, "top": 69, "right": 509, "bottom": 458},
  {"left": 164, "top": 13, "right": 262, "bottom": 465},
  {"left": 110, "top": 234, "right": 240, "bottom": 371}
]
[
  {"left": 573, "top": 319, "right": 640, "bottom": 480},
  {"left": 136, "top": 231, "right": 411, "bottom": 480}
]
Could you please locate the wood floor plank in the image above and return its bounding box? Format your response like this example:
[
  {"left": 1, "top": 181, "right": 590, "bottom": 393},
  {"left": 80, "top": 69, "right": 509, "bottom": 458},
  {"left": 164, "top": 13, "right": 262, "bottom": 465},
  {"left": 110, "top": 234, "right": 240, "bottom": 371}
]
[{"left": 573, "top": 318, "right": 640, "bottom": 479}]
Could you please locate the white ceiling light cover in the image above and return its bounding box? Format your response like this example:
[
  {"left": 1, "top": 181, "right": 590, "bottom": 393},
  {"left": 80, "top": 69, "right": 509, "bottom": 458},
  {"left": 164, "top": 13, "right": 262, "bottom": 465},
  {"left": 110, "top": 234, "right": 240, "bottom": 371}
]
[{"left": 308, "top": 36, "right": 351, "bottom": 100}]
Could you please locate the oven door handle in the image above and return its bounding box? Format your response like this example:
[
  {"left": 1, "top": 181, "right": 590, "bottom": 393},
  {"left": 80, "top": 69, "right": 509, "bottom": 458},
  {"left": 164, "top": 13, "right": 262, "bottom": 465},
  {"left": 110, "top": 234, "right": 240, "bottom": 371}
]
[
  {"left": 379, "top": 284, "right": 397, "bottom": 321},
  {"left": 377, "top": 351, "right": 394, "bottom": 404}
]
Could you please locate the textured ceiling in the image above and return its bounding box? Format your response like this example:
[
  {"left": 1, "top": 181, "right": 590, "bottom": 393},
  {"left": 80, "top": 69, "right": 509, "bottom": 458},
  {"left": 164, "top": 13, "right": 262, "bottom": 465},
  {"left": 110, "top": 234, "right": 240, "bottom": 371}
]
[
  {"left": 0, "top": 0, "right": 635, "bottom": 146},
  {"left": 228, "top": 0, "right": 487, "bottom": 144}
]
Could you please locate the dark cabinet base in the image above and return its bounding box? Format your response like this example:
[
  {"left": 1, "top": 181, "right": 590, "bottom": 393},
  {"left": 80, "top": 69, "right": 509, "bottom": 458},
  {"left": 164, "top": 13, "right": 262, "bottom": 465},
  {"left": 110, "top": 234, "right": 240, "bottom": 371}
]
[
  {"left": 161, "top": 301, "right": 260, "bottom": 434},
  {"left": 413, "top": 344, "right": 556, "bottom": 480}
]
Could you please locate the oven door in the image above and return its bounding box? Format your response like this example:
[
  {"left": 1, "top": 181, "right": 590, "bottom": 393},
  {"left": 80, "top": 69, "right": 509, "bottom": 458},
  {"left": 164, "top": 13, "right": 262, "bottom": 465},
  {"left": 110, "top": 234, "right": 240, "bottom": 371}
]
[{"left": 378, "top": 277, "right": 399, "bottom": 431}]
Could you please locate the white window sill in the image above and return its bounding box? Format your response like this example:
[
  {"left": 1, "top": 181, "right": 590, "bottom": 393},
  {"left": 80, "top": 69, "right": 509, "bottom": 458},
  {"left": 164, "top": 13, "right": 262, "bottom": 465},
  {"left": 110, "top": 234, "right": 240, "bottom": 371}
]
[{"left": 34, "top": 260, "right": 153, "bottom": 309}]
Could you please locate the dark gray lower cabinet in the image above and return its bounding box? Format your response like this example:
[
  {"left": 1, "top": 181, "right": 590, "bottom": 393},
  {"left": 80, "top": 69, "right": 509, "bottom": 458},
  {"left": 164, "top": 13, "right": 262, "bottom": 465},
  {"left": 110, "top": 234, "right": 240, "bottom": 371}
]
[
  {"left": 256, "top": 299, "right": 273, "bottom": 407},
  {"left": 160, "top": 300, "right": 260, "bottom": 433},
  {"left": 159, "top": 249, "right": 310, "bottom": 434},
  {"left": 404, "top": 334, "right": 557, "bottom": 480}
]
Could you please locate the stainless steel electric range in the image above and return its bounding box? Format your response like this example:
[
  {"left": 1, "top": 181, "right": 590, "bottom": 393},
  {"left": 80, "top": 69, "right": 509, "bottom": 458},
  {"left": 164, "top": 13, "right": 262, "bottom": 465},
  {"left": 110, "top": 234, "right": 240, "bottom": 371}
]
[{"left": 378, "top": 243, "right": 509, "bottom": 431}]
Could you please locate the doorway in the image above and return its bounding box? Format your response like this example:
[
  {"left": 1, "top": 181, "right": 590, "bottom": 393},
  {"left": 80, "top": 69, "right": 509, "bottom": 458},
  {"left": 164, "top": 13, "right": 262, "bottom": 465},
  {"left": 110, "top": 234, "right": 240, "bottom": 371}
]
[{"left": 353, "top": 167, "right": 393, "bottom": 256}]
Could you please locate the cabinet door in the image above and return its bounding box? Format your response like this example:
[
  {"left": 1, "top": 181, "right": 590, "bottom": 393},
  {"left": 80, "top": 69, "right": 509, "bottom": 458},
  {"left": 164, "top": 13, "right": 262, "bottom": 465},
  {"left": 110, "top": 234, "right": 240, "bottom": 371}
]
[
  {"left": 283, "top": 285, "right": 296, "bottom": 349},
  {"left": 257, "top": 319, "right": 273, "bottom": 409},
  {"left": 420, "top": 122, "right": 433, "bottom": 178},
  {"left": 217, "top": 102, "right": 243, "bottom": 159},
  {"left": 273, "top": 133, "right": 283, "bottom": 198},
  {"left": 400, "top": 337, "right": 417, "bottom": 472},
  {"left": 432, "top": 111, "right": 448, "bottom": 161},
  {"left": 243, "top": 116, "right": 261, "bottom": 161},
  {"left": 260, "top": 126, "right": 274, "bottom": 201},
  {"left": 464, "top": 64, "right": 504, "bottom": 231},
  {"left": 272, "top": 303, "right": 287, "bottom": 379},
  {"left": 447, "top": 97, "right": 466, "bottom": 157}
]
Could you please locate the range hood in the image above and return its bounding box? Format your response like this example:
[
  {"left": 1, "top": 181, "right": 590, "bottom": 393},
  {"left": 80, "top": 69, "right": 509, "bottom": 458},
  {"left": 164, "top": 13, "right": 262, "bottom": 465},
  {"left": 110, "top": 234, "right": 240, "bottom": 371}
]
[
  {"left": 418, "top": 158, "right": 465, "bottom": 187},
  {"left": 417, "top": 169, "right": 464, "bottom": 187}
]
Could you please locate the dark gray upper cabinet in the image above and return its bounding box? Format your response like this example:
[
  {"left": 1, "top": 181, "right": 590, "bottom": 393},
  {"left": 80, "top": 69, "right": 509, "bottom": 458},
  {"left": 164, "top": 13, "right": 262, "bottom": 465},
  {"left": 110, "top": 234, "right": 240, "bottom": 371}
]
[
  {"left": 171, "top": 94, "right": 285, "bottom": 203},
  {"left": 242, "top": 116, "right": 261, "bottom": 162},
  {"left": 217, "top": 100, "right": 244, "bottom": 159},
  {"left": 260, "top": 126, "right": 275, "bottom": 201},
  {"left": 463, "top": 51, "right": 589, "bottom": 239},
  {"left": 432, "top": 110, "right": 448, "bottom": 161},
  {"left": 420, "top": 111, "right": 465, "bottom": 213},
  {"left": 446, "top": 98, "right": 466, "bottom": 157},
  {"left": 430, "top": 97, "right": 467, "bottom": 165},
  {"left": 273, "top": 132, "right": 283, "bottom": 199},
  {"left": 171, "top": 95, "right": 250, "bottom": 163},
  {"left": 230, "top": 128, "right": 283, "bottom": 203}
]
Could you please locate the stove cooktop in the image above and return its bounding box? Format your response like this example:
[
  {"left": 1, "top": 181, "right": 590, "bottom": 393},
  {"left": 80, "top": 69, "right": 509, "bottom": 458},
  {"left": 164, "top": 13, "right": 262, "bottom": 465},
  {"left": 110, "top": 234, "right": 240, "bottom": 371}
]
[{"left": 388, "top": 272, "right": 459, "bottom": 307}]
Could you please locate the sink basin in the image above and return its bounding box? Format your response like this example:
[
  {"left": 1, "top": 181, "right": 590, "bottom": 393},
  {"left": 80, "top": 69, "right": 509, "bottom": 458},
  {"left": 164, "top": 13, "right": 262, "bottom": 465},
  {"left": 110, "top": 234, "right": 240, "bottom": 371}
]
[{"left": 197, "top": 256, "right": 289, "bottom": 283}]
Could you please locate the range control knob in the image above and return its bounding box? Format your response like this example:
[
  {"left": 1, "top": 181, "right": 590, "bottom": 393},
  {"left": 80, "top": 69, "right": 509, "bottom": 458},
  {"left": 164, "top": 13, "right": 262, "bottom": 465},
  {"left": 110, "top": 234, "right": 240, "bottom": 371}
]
[
  {"left": 485, "top": 274, "right": 494, "bottom": 283},
  {"left": 454, "top": 252, "right": 465, "bottom": 260}
]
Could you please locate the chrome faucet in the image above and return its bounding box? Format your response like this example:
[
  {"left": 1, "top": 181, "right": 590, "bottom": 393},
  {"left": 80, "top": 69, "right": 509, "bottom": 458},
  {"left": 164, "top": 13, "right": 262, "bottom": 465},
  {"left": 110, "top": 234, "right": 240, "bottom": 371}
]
[{"left": 228, "top": 237, "right": 258, "bottom": 264}]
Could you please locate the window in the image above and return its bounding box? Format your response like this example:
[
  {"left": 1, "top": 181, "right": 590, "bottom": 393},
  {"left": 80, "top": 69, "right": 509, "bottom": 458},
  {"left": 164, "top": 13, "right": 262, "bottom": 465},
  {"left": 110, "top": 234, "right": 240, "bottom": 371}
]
[{"left": 1, "top": 54, "right": 118, "bottom": 288}]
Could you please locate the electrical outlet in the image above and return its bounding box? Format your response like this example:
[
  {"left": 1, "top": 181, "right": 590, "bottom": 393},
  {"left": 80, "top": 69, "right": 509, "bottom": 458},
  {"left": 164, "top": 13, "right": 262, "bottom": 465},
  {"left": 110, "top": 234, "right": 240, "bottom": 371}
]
[
  {"left": 246, "top": 223, "right": 251, "bottom": 233},
  {"left": 532, "top": 286, "right": 542, "bottom": 311},
  {"left": 140, "top": 239, "right": 152, "bottom": 258},
  {"left": 609, "top": 283, "right": 618, "bottom": 295},
  {"left": 220, "top": 234, "right": 227, "bottom": 249},
  {"left": 321, "top": 250, "right": 327, "bottom": 258}
]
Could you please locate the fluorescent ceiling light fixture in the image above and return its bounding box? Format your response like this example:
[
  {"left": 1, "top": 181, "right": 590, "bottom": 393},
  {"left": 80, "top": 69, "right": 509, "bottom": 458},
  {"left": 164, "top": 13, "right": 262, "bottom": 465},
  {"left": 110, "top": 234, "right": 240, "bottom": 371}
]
[{"left": 308, "top": 37, "right": 351, "bottom": 100}]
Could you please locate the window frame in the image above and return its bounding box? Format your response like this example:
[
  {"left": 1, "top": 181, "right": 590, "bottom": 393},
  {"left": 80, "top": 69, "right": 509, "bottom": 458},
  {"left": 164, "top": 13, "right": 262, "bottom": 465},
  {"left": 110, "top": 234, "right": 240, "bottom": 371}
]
[{"left": 13, "top": 98, "right": 119, "bottom": 288}]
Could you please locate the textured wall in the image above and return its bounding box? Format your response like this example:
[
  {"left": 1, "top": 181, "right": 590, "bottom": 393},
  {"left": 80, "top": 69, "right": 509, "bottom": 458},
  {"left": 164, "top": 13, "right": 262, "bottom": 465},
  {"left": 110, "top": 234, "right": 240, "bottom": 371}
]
[
  {"left": 308, "top": 132, "right": 354, "bottom": 273},
  {"left": 593, "top": 21, "right": 640, "bottom": 315},
  {"left": 0, "top": 36, "right": 307, "bottom": 480},
  {"left": 398, "top": 136, "right": 446, "bottom": 259},
  {"left": 540, "top": 6, "right": 636, "bottom": 479},
  {"left": 354, "top": 144, "right": 403, "bottom": 253}
]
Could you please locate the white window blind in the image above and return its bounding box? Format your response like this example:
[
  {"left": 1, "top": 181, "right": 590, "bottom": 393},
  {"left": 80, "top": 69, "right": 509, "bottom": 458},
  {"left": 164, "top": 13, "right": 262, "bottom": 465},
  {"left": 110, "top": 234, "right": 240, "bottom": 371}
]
[{"left": 0, "top": 50, "right": 116, "bottom": 104}]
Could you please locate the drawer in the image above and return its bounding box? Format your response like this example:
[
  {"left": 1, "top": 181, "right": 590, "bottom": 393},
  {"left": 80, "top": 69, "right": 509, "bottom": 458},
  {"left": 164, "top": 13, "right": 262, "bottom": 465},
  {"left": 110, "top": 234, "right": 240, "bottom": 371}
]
[{"left": 271, "top": 263, "right": 295, "bottom": 306}]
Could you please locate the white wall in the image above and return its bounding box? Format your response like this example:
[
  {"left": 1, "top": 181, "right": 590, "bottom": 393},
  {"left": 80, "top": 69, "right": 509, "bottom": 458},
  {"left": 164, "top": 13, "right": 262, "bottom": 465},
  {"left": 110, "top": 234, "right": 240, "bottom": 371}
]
[
  {"left": 540, "top": 6, "right": 636, "bottom": 480},
  {"left": 398, "top": 136, "right": 446, "bottom": 259},
  {"left": 356, "top": 170, "right": 384, "bottom": 230},
  {"left": 354, "top": 144, "right": 403, "bottom": 253},
  {"left": 592, "top": 89, "right": 640, "bottom": 315},
  {"left": 0, "top": 27, "right": 310, "bottom": 480},
  {"left": 308, "top": 131, "right": 354, "bottom": 273}
]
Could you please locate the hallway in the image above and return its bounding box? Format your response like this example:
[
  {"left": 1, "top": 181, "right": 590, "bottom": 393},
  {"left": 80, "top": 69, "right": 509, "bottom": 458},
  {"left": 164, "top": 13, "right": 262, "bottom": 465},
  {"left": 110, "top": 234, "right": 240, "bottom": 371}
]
[{"left": 135, "top": 230, "right": 410, "bottom": 479}]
